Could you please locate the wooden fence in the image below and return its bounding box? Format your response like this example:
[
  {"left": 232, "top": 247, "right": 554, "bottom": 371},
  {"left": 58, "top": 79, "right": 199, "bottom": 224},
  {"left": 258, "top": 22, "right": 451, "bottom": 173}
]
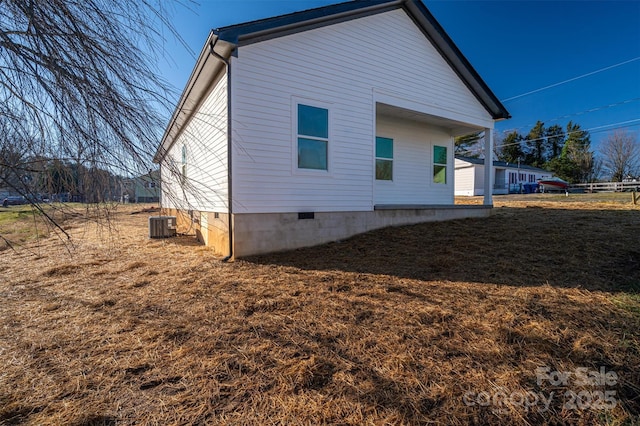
[{"left": 571, "top": 181, "right": 640, "bottom": 193}]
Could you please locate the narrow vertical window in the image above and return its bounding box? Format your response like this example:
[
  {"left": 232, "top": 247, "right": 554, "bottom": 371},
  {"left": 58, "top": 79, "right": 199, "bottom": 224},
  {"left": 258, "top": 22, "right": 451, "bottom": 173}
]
[
  {"left": 297, "top": 104, "right": 328, "bottom": 170},
  {"left": 433, "top": 145, "right": 447, "bottom": 184},
  {"left": 375, "top": 137, "right": 393, "bottom": 181},
  {"left": 181, "top": 144, "right": 187, "bottom": 182}
]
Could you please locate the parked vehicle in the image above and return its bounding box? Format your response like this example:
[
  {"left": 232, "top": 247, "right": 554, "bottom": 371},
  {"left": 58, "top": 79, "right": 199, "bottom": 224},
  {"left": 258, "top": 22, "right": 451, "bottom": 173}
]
[
  {"left": 2, "top": 195, "right": 28, "bottom": 207},
  {"left": 538, "top": 177, "right": 569, "bottom": 193}
]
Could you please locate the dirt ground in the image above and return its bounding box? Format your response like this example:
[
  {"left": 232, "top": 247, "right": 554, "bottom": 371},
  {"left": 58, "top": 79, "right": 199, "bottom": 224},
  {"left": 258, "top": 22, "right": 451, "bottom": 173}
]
[{"left": 0, "top": 194, "right": 638, "bottom": 425}]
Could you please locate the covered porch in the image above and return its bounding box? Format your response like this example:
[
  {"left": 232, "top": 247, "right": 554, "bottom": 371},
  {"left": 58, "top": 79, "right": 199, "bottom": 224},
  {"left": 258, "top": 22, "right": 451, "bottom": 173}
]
[{"left": 374, "top": 94, "right": 496, "bottom": 208}]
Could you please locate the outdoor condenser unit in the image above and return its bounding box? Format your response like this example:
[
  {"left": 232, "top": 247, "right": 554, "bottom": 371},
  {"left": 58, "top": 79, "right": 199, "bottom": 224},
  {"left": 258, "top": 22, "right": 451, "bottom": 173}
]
[{"left": 149, "top": 216, "right": 177, "bottom": 238}]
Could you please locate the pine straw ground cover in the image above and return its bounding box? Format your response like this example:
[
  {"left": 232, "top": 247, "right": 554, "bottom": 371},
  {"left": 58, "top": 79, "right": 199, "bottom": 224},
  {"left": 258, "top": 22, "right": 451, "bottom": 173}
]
[{"left": 0, "top": 195, "right": 639, "bottom": 425}]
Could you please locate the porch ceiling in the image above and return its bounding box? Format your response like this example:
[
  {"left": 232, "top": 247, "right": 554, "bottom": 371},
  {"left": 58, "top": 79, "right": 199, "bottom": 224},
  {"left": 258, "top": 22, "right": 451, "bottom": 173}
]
[{"left": 376, "top": 102, "right": 483, "bottom": 136}]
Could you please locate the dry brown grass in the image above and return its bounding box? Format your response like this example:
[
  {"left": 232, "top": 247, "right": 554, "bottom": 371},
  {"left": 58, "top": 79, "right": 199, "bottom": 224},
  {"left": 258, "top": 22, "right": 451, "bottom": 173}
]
[{"left": 0, "top": 195, "right": 638, "bottom": 425}]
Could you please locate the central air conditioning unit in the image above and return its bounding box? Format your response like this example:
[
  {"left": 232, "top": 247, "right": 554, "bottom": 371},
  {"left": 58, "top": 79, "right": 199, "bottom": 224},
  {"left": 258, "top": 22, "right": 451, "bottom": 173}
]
[{"left": 149, "top": 216, "right": 177, "bottom": 238}]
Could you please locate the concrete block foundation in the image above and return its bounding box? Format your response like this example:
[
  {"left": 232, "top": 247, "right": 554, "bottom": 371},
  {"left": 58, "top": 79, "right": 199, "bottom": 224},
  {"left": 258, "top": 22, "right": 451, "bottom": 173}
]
[
  {"left": 161, "top": 208, "right": 230, "bottom": 256},
  {"left": 163, "top": 205, "right": 491, "bottom": 258}
]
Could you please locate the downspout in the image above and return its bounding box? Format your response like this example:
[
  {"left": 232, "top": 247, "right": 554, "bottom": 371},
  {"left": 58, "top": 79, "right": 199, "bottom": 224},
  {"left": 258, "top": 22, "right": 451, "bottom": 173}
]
[{"left": 209, "top": 39, "right": 234, "bottom": 262}]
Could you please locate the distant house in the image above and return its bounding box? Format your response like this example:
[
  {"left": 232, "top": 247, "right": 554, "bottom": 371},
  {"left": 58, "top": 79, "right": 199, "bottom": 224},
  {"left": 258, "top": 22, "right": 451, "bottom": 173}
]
[
  {"left": 133, "top": 170, "right": 160, "bottom": 203},
  {"left": 455, "top": 156, "right": 551, "bottom": 196},
  {"left": 154, "top": 0, "right": 510, "bottom": 257}
]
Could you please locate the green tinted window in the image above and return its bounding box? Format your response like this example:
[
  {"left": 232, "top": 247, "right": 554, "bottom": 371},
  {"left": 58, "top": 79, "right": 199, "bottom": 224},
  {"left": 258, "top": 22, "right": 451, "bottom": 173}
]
[
  {"left": 433, "top": 165, "right": 446, "bottom": 184},
  {"left": 297, "top": 104, "right": 328, "bottom": 171},
  {"left": 181, "top": 145, "right": 187, "bottom": 182},
  {"left": 298, "top": 138, "right": 327, "bottom": 170},
  {"left": 434, "top": 146, "right": 447, "bottom": 165},
  {"left": 376, "top": 159, "right": 393, "bottom": 180},
  {"left": 298, "top": 104, "right": 328, "bottom": 139},
  {"left": 375, "top": 137, "right": 393, "bottom": 181},
  {"left": 433, "top": 146, "right": 447, "bottom": 184},
  {"left": 376, "top": 137, "right": 393, "bottom": 159}
]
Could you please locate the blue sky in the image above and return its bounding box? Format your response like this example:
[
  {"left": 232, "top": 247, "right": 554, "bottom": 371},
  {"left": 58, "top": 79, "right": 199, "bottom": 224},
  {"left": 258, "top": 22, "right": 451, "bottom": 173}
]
[{"left": 158, "top": 0, "right": 640, "bottom": 152}]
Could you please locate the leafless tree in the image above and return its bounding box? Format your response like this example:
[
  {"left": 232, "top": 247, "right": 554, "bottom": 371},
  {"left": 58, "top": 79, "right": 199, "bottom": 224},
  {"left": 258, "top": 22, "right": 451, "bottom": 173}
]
[
  {"left": 0, "top": 0, "right": 192, "bottom": 243},
  {"left": 600, "top": 130, "right": 640, "bottom": 182}
]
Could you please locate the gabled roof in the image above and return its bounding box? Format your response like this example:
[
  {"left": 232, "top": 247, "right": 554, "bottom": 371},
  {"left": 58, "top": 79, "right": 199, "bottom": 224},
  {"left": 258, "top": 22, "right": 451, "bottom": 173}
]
[
  {"left": 213, "top": 0, "right": 510, "bottom": 121},
  {"left": 456, "top": 155, "right": 550, "bottom": 173},
  {"left": 155, "top": 0, "right": 510, "bottom": 162}
]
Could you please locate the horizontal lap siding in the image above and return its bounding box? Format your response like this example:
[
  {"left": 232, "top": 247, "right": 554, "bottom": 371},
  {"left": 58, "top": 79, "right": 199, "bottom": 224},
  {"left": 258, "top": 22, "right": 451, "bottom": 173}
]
[
  {"left": 376, "top": 116, "right": 454, "bottom": 205},
  {"left": 162, "top": 74, "right": 228, "bottom": 212},
  {"left": 232, "top": 9, "right": 491, "bottom": 213},
  {"left": 454, "top": 159, "right": 477, "bottom": 196}
]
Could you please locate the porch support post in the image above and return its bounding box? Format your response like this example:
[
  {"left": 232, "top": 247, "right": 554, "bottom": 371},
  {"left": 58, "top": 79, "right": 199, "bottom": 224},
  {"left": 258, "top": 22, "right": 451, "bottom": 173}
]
[{"left": 483, "top": 128, "right": 493, "bottom": 206}]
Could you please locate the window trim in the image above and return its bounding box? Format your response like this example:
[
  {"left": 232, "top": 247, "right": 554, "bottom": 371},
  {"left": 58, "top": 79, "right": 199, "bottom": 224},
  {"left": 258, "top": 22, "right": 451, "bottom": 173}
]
[{"left": 292, "top": 97, "right": 333, "bottom": 175}]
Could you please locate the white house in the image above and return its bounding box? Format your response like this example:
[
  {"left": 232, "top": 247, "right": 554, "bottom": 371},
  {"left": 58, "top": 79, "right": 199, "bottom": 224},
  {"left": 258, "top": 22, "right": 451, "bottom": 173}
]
[
  {"left": 455, "top": 156, "right": 552, "bottom": 196},
  {"left": 154, "top": 0, "right": 510, "bottom": 258}
]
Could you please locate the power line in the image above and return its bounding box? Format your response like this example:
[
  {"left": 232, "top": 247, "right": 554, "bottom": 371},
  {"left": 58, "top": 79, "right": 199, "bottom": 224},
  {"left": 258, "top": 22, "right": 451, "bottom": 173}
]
[
  {"left": 501, "top": 57, "right": 640, "bottom": 102},
  {"left": 585, "top": 119, "right": 640, "bottom": 135},
  {"left": 459, "top": 119, "right": 640, "bottom": 156},
  {"left": 499, "top": 97, "right": 640, "bottom": 135},
  {"left": 494, "top": 119, "right": 640, "bottom": 149}
]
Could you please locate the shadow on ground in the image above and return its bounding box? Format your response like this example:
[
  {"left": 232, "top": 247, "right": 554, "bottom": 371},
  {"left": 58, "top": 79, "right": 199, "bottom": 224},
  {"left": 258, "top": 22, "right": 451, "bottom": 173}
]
[{"left": 247, "top": 207, "right": 640, "bottom": 293}]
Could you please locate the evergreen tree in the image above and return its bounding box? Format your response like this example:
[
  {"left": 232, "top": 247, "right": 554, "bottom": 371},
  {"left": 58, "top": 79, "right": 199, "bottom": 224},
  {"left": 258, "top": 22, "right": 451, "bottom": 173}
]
[
  {"left": 497, "top": 131, "right": 524, "bottom": 164},
  {"left": 524, "top": 121, "right": 547, "bottom": 167},
  {"left": 565, "top": 121, "right": 591, "bottom": 150},
  {"left": 454, "top": 131, "right": 483, "bottom": 157},
  {"left": 546, "top": 156, "right": 580, "bottom": 183},
  {"left": 564, "top": 121, "right": 594, "bottom": 182},
  {"left": 548, "top": 121, "right": 593, "bottom": 183},
  {"left": 545, "top": 124, "right": 565, "bottom": 159}
]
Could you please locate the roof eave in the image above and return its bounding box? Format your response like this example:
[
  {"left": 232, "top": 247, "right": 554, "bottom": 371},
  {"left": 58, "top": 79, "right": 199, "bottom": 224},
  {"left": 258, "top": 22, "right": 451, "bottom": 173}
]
[
  {"left": 402, "top": 0, "right": 510, "bottom": 121},
  {"left": 156, "top": 0, "right": 511, "bottom": 164},
  {"left": 154, "top": 33, "right": 235, "bottom": 163},
  {"left": 456, "top": 155, "right": 550, "bottom": 173},
  {"left": 215, "top": 0, "right": 403, "bottom": 46},
  {"left": 212, "top": 0, "right": 510, "bottom": 122}
]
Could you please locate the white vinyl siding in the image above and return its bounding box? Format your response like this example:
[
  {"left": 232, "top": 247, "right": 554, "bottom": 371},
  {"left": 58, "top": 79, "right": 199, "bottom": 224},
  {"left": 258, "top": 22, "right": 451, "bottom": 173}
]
[
  {"left": 161, "top": 72, "right": 228, "bottom": 212},
  {"left": 454, "top": 159, "right": 477, "bottom": 196},
  {"left": 375, "top": 115, "right": 453, "bottom": 205},
  {"left": 454, "top": 158, "right": 553, "bottom": 196},
  {"left": 230, "top": 9, "right": 492, "bottom": 213}
]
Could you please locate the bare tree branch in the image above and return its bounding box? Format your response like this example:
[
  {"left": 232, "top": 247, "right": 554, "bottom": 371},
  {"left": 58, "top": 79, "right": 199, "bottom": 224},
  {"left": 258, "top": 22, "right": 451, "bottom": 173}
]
[
  {"left": 0, "top": 0, "right": 200, "bottom": 243},
  {"left": 600, "top": 130, "right": 640, "bottom": 182}
]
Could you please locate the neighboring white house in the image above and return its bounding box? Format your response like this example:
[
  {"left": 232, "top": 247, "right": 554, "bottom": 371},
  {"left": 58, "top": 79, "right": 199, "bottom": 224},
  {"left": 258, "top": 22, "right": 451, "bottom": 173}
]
[
  {"left": 133, "top": 170, "right": 161, "bottom": 203},
  {"left": 154, "top": 0, "right": 510, "bottom": 258},
  {"left": 455, "top": 156, "right": 552, "bottom": 196}
]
